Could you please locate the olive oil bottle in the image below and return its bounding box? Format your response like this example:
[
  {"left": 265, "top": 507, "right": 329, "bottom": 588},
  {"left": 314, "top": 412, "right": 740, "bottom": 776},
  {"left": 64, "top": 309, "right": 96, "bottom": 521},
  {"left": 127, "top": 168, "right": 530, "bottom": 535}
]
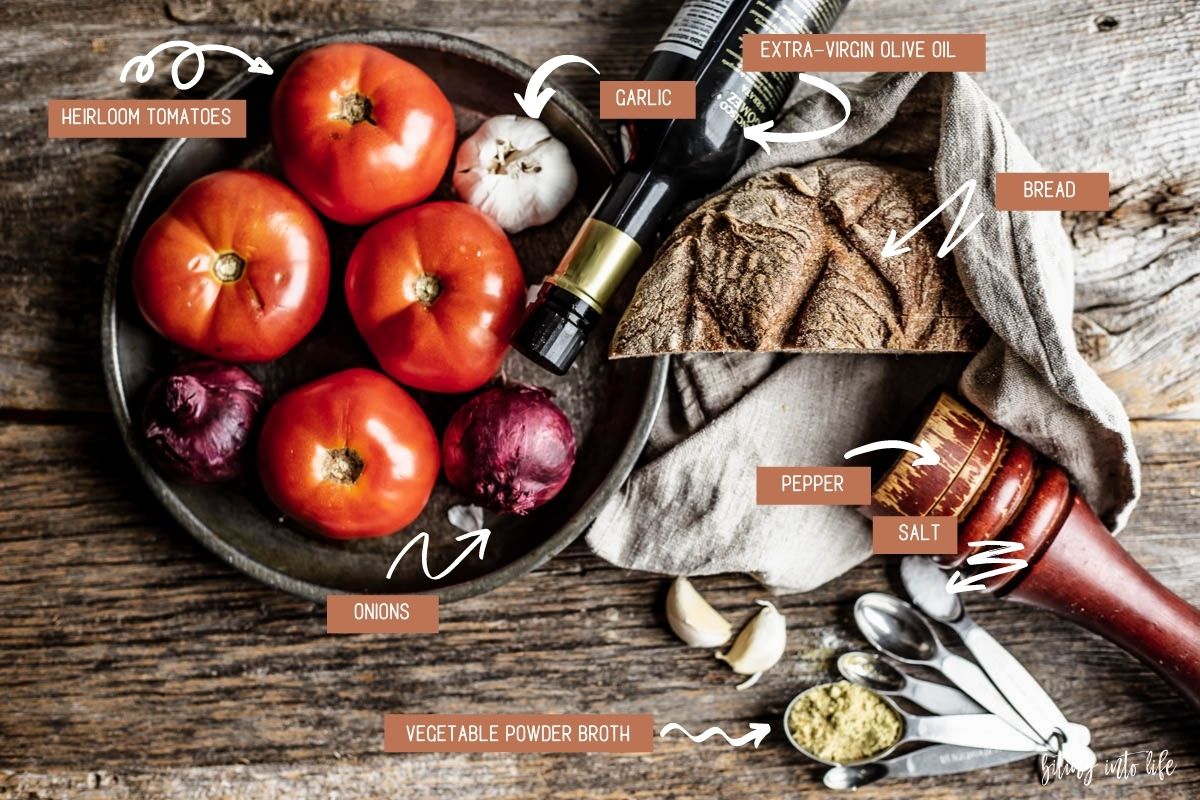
[{"left": 514, "top": 0, "right": 850, "bottom": 373}]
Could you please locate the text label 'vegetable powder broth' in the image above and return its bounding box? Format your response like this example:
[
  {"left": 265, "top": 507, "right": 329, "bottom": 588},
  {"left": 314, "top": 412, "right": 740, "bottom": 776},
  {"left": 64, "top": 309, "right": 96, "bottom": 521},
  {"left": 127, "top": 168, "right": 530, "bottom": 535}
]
[{"left": 788, "top": 681, "right": 902, "bottom": 764}]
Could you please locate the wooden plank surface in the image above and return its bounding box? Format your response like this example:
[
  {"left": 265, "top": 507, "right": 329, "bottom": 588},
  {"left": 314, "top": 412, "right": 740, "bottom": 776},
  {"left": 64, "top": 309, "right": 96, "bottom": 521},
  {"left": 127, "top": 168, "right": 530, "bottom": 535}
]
[
  {"left": 2, "top": 419, "right": 1199, "bottom": 798},
  {"left": 3, "top": 0, "right": 1200, "bottom": 798}
]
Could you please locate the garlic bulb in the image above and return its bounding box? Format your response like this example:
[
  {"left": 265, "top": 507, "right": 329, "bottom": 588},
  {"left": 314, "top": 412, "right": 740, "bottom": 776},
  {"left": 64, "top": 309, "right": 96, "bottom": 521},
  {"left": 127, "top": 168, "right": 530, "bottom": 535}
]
[
  {"left": 716, "top": 600, "right": 787, "bottom": 690},
  {"left": 666, "top": 576, "right": 733, "bottom": 648},
  {"left": 453, "top": 115, "right": 577, "bottom": 233}
]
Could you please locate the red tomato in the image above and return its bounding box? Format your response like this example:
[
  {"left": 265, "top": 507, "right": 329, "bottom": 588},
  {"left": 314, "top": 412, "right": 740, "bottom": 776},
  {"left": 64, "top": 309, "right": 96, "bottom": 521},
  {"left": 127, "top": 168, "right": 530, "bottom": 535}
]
[
  {"left": 132, "top": 169, "right": 330, "bottom": 362},
  {"left": 345, "top": 201, "right": 526, "bottom": 393},
  {"left": 270, "top": 43, "right": 456, "bottom": 225},
  {"left": 257, "top": 368, "right": 439, "bottom": 539}
]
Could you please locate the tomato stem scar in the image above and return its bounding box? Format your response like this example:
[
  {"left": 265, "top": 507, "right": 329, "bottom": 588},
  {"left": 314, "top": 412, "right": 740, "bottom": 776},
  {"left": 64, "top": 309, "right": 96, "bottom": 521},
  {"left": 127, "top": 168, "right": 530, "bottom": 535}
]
[
  {"left": 337, "top": 92, "right": 377, "bottom": 126},
  {"left": 212, "top": 252, "right": 246, "bottom": 283},
  {"left": 414, "top": 273, "right": 442, "bottom": 305},
  {"left": 322, "top": 447, "right": 364, "bottom": 485}
]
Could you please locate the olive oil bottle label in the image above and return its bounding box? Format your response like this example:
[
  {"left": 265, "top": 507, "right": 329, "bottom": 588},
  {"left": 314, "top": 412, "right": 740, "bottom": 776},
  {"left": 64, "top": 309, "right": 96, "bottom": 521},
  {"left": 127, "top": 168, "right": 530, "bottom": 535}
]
[
  {"left": 714, "top": 0, "right": 834, "bottom": 129},
  {"left": 653, "top": 0, "right": 737, "bottom": 59}
]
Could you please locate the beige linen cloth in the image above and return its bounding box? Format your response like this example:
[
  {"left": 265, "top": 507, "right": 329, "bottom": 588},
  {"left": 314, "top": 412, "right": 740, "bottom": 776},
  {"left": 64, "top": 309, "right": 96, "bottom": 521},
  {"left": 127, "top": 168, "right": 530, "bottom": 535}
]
[{"left": 588, "top": 72, "right": 1140, "bottom": 592}]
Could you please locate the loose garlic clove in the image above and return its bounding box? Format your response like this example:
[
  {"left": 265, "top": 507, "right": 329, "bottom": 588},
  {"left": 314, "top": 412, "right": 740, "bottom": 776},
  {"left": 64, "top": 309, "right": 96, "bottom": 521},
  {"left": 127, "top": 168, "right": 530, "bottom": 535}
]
[
  {"left": 716, "top": 600, "right": 786, "bottom": 690},
  {"left": 452, "top": 115, "right": 577, "bottom": 234},
  {"left": 447, "top": 503, "right": 485, "bottom": 533},
  {"left": 666, "top": 576, "right": 733, "bottom": 648}
]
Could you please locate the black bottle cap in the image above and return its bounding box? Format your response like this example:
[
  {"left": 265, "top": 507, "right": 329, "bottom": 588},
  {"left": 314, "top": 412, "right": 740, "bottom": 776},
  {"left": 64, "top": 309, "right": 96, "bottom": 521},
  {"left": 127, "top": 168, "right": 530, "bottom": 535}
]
[{"left": 512, "top": 283, "right": 601, "bottom": 375}]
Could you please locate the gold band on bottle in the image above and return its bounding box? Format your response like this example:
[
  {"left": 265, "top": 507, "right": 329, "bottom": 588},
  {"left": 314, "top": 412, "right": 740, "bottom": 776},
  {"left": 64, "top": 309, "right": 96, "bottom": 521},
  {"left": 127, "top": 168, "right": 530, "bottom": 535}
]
[{"left": 548, "top": 219, "right": 642, "bottom": 313}]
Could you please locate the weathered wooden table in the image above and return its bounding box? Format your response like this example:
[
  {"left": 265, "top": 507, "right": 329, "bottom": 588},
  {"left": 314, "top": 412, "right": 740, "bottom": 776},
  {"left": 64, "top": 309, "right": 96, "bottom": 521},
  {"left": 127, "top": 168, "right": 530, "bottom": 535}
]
[{"left": 3, "top": 1, "right": 1198, "bottom": 797}]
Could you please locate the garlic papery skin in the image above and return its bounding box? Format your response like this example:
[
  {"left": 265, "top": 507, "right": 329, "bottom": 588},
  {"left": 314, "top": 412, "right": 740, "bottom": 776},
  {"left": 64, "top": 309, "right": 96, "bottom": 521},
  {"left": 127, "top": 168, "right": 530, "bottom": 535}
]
[
  {"left": 453, "top": 115, "right": 577, "bottom": 233},
  {"left": 447, "top": 503, "right": 485, "bottom": 533},
  {"left": 716, "top": 600, "right": 786, "bottom": 690},
  {"left": 666, "top": 576, "right": 733, "bottom": 648}
]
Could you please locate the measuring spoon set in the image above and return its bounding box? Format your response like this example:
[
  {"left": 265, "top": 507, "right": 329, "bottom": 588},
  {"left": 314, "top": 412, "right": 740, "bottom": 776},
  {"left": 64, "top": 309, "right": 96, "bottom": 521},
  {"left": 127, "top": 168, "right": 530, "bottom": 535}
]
[{"left": 784, "top": 556, "right": 1094, "bottom": 790}]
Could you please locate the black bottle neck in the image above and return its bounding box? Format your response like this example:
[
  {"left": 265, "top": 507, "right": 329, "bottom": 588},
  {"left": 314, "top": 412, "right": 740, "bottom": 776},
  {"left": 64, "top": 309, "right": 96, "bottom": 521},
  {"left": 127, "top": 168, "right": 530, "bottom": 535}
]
[{"left": 590, "top": 168, "right": 682, "bottom": 249}]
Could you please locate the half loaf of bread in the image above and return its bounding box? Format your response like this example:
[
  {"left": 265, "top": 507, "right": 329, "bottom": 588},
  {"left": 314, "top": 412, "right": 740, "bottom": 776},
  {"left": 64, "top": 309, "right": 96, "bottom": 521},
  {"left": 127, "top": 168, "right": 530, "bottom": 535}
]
[{"left": 610, "top": 159, "right": 988, "bottom": 357}]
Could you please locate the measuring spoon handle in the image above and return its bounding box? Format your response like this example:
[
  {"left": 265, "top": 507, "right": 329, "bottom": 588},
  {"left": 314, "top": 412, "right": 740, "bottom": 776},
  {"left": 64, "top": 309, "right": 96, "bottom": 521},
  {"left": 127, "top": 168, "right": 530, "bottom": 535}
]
[
  {"left": 903, "top": 675, "right": 986, "bottom": 716},
  {"left": 907, "top": 713, "right": 1045, "bottom": 752},
  {"left": 884, "top": 744, "right": 1036, "bottom": 779},
  {"left": 960, "top": 621, "right": 1095, "bottom": 742},
  {"left": 957, "top": 621, "right": 1097, "bottom": 771},
  {"left": 939, "top": 652, "right": 1042, "bottom": 744}
]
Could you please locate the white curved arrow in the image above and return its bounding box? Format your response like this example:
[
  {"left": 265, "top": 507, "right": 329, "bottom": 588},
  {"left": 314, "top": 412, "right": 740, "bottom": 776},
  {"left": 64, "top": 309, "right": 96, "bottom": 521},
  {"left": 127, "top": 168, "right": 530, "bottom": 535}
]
[
  {"left": 659, "top": 722, "right": 771, "bottom": 748},
  {"left": 844, "top": 438, "right": 940, "bottom": 467},
  {"left": 385, "top": 528, "right": 491, "bottom": 581},
  {"left": 882, "top": 178, "right": 984, "bottom": 260},
  {"left": 121, "top": 40, "right": 273, "bottom": 91},
  {"left": 514, "top": 54, "right": 599, "bottom": 119},
  {"left": 743, "top": 73, "right": 851, "bottom": 153},
  {"left": 947, "top": 541, "right": 1028, "bottom": 594}
]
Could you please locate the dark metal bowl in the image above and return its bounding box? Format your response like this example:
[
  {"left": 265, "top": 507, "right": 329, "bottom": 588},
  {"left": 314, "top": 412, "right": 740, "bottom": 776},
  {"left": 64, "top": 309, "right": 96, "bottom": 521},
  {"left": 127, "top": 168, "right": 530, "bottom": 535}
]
[{"left": 102, "top": 30, "right": 666, "bottom": 603}]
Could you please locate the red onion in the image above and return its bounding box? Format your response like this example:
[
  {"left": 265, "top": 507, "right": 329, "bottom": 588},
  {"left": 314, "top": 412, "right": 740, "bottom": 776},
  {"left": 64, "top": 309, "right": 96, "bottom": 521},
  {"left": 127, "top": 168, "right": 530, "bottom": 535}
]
[
  {"left": 442, "top": 384, "right": 576, "bottom": 514},
  {"left": 141, "top": 360, "right": 264, "bottom": 483}
]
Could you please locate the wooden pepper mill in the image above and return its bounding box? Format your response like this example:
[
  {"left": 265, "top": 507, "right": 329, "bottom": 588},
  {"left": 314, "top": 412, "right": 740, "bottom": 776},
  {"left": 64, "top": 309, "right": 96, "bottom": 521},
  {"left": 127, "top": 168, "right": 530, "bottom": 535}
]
[{"left": 872, "top": 392, "right": 1200, "bottom": 707}]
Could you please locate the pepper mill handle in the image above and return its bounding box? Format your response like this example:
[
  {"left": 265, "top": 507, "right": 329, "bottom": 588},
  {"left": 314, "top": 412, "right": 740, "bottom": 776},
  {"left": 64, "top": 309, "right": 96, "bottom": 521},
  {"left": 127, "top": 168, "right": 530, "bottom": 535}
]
[
  {"left": 874, "top": 392, "right": 1200, "bottom": 708},
  {"left": 1004, "top": 496, "right": 1200, "bottom": 707}
]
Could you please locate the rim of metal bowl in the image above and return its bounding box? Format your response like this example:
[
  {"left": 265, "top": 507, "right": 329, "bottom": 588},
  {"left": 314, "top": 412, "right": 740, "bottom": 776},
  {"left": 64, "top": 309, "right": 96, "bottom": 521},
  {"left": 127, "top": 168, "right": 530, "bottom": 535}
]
[{"left": 101, "top": 28, "right": 668, "bottom": 604}]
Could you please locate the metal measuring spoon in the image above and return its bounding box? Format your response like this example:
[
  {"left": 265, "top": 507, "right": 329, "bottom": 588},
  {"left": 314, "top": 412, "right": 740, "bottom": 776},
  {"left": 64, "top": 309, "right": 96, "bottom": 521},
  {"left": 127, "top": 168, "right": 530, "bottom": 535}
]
[
  {"left": 853, "top": 593, "right": 1043, "bottom": 747},
  {"left": 837, "top": 651, "right": 985, "bottom": 716},
  {"left": 900, "top": 556, "right": 1096, "bottom": 771},
  {"left": 823, "top": 744, "right": 1036, "bottom": 790},
  {"left": 783, "top": 682, "right": 1048, "bottom": 767}
]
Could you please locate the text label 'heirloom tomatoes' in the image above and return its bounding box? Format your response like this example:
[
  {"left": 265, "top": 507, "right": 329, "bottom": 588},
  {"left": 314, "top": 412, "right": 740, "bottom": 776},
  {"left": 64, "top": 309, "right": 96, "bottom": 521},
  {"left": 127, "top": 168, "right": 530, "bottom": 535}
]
[
  {"left": 345, "top": 201, "right": 527, "bottom": 393},
  {"left": 270, "top": 43, "right": 456, "bottom": 225},
  {"left": 257, "top": 369, "right": 440, "bottom": 540},
  {"left": 132, "top": 169, "right": 330, "bottom": 362}
]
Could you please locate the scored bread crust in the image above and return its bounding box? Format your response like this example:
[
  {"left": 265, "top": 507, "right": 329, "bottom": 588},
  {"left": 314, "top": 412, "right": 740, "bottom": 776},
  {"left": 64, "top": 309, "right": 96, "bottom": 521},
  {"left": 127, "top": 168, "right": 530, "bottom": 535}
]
[{"left": 610, "top": 159, "right": 988, "bottom": 358}]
